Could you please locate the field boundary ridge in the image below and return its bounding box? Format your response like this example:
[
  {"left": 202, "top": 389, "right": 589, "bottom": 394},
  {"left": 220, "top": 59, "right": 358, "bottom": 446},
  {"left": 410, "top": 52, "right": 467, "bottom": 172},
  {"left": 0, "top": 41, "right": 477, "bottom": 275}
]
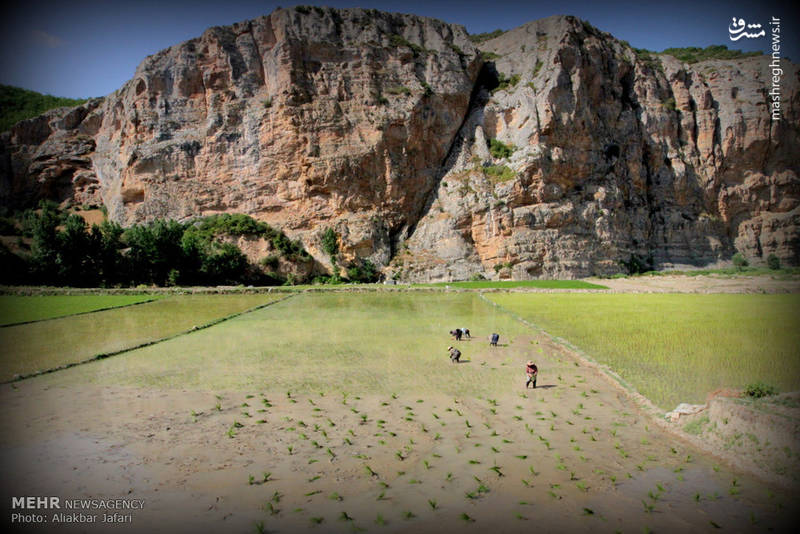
[
  {"left": 478, "top": 293, "right": 799, "bottom": 490},
  {"left": 2, "top": 294, "right": 295, "bottom": 384},
  {"left": 0, "top": 297, "right": 160, "bottom": 328}
]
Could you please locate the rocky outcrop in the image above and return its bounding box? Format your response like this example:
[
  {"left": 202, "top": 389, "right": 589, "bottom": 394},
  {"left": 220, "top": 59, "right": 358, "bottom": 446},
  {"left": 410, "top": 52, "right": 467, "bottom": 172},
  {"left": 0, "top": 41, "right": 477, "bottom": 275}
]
[
  {"left": 1, "top": 10, "right": 798, "bottom": 281},
  {"left": 398, "top": 17, "right": 799, "bottom": 280},
  {"left": 1, "top": 6, "right": 481, "bottom": 272}
]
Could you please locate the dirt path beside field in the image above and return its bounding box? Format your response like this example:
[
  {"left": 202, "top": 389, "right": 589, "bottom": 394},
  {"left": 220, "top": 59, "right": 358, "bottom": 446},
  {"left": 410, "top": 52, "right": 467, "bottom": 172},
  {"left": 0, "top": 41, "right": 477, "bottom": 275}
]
[
  {"left": 585, "top": 274, "right": 800, "bottom": 294},
  {"left": 1, "top": 349, "right": 796, "bottom": 533}
]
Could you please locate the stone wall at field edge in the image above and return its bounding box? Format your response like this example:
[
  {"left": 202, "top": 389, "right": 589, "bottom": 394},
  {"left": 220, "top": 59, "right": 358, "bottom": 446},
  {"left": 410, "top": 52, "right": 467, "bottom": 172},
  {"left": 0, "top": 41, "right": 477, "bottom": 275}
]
[{"left": 1, "top": 9, "right": 798, "bottom": 281}]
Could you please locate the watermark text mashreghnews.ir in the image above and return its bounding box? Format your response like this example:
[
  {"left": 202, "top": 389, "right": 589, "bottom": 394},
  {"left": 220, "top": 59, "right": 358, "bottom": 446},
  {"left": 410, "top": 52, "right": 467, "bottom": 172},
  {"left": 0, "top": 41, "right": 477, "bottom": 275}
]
[
  {"left": 768, "top": 17, "right": 782, "bottom": 121},
  {"left": 729, "top": 15, "right": 783, "bottom": 121}
]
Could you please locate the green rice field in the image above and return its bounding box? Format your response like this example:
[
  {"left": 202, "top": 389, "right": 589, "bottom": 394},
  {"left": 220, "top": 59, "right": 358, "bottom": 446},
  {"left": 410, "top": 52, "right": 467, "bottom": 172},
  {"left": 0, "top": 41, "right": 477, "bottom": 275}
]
[
  {"left": 41, "top": 292, "right": 539, "bottom": 394},
  {"left": 486, "top": 293, "right": 800, "bottom": 410},
  {"left": 419, "top": 280, "right": 608, "bottom": 289},
  {"left": 0, "top": 294, "right": 281, "bottom": 381},
  {"left": 5, "top": 291, "right": 799, "bottom": 410},
  {"left": 3, "top": 290, "right": 798, "bottom": 532},
  {"left": 0, "top": 294, "right": 158, "bottom": 325}
]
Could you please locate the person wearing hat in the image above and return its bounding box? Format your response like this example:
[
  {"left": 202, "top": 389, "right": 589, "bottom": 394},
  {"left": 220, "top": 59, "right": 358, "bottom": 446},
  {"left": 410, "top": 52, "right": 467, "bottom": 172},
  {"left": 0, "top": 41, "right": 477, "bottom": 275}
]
[
  {"left": 525, "top": 361, "right": 538, "bottom": 388},
  {"left": 448, "top": 346, "right": 461, "bottom": 363}
]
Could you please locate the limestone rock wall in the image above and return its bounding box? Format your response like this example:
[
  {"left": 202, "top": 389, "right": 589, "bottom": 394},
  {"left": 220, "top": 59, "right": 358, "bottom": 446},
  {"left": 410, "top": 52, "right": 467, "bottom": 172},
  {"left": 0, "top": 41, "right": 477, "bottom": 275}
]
[
  {"left": 1, "top": 10, "right": 797, "bottom": 281},
  {"left": 398, "top": 17, "right": 799, "bottom": 280}
]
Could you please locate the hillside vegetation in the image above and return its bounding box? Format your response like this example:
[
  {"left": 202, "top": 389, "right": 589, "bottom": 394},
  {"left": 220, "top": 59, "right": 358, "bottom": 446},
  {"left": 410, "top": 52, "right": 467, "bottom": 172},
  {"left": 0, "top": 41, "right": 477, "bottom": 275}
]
[
  {"left": 660, "top": 45, "right": 762, "bottom": 63},
  {"left": 0, "top": 85, "right": 88, "bottom": 132}
]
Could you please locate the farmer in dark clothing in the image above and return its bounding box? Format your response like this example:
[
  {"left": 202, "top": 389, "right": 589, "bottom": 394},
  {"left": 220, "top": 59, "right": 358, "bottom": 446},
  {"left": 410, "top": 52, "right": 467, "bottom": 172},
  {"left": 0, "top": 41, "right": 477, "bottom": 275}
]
[
  {"left": 448, "top": 346, "right": 461, "bottom": 363},
  {"left": 490, "top": 333, "right": 499, "bottom": 346},
  {"left": 450, "top": 329, "right": 462, "bottom": 341},
  {"left": 525, "top": 361, "right": 538, "bottom": 388}
]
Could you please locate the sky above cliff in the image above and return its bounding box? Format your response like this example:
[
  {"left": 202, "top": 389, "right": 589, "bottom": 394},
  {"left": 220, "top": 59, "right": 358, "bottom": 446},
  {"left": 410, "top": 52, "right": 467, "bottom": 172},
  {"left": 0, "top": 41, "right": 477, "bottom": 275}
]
[{"left": 1, "top": 0, "right": 796, "bottom": 98}]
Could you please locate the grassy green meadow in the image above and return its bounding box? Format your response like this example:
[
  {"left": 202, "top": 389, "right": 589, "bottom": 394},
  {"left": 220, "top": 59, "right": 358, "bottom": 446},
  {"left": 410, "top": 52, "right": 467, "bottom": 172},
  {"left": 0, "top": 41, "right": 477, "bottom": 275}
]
[
  {"left": 418, "top": 280, "right": 608, "bottom": 289},
  {"left": 486, "top": 293, "right": 800, "bottom": 410},
  {"left": 0, "top": 294, "right": 159, "bottom": 325},
  {"left": 0, "top": 294, "right": 280, "bottom": 381},
  {"left": 40, "top": 293, "right": 541, "bottom": 394}
]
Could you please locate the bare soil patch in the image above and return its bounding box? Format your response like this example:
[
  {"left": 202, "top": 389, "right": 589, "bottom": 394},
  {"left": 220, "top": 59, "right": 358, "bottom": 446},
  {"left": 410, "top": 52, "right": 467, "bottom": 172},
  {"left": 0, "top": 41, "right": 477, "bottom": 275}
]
[{"left": 586, "top": 274, "right": 800, "bottom": 294}]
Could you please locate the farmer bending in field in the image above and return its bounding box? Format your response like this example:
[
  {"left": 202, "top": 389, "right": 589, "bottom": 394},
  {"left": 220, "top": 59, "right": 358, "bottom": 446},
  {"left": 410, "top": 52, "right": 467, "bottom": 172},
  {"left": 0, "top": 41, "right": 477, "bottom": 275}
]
[
  {"left": 448, "top": 346, "right": 461, "bottom": 363},
  {"left": 525, "top": 360, "right": 538, "bottom": 388},
  {"left": 490, "top": 333, "right": 499, "bottom": 346}
]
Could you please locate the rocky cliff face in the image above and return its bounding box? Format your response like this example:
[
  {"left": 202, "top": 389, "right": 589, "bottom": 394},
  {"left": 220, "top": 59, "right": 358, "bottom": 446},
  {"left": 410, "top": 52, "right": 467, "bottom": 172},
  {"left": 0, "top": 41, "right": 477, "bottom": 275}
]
[
  {"left": 1, "top": 9, "right": 798, "bottom": 280},
  {"left": 398, "top": 17, "right": 800, "bottom": 280}
]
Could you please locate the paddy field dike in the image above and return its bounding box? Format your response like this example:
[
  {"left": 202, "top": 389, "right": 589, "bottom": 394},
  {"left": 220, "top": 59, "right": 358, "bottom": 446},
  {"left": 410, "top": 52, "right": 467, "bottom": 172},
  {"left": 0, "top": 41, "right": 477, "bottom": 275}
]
[{"left": 0, "top": 278, "right": 798, "bottom": 533}]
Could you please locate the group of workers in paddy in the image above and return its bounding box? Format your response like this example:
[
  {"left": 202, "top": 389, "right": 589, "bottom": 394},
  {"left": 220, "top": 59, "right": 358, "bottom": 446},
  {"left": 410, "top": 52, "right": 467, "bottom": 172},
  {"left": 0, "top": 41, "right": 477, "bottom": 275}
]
[{"left": 447, "top": 328, "right": 538, "bottom": 388}]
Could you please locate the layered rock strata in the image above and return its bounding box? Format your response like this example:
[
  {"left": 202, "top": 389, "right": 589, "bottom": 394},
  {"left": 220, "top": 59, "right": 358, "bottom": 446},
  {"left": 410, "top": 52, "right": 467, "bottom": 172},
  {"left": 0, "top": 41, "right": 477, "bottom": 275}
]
[{"left": 1, "top": 9, "right": 797, "bottom": 280}]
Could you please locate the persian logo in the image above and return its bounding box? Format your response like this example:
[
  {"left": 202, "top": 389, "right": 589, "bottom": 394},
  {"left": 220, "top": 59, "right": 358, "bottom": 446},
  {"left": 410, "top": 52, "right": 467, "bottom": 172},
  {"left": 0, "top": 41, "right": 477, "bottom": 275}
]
[{"left": 728, "top": 17, "right": 765, "bottom": 40}]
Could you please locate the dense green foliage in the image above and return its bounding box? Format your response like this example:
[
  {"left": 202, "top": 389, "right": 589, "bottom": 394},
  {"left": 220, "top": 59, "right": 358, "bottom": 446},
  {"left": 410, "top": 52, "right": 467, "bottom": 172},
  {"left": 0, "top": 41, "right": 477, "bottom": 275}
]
[
  {"left": 660, "top": 45, "right": 761, "bottom": 64},
  {"left": 346, "top": 258, "right": 379, "bottom": 283},
  {"left": 0, "top": 85, "right": 88, "bottom": 132},
  {"left": 469, "top": 29, "right": 506, "bottom": 44},
  {"left": 321, "top": 228, "right": 339, "bottom": 258},
  {"left": 767, "top": 253, "right": 781, "bottom": 270},
  {"left": 620, "top": 254, "right": 654, "bottom": 275},
  {"left": 732, "top": 252, "right": 749, "bottom": 269},
  {"left": 743, "top": 382, "right": 778, "bottom": 398},
  {"left": 483, "top": 164, "right": 516, "bottom": 183},
  {"left": 1, "top": 205, "right": 311, "bottom": 287},
  {"left": 492, "top": 72, "right": 520, "bottom": 93},
  {"left": 488, "top": 138, "right": 515, "bottom": 159}
]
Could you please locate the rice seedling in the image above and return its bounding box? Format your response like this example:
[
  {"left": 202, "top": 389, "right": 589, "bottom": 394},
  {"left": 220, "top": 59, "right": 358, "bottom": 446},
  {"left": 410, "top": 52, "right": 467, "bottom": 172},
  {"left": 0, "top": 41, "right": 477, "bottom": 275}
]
[
  {"left": 339, "top": 511, "right": 353, "bottom": 521},
  {"left": 582, "top": 508, "right": 594, "bottom": 516},
  {"left": 428, "top": 499, "right": 438, "bottom": 510},
  {"left": 308, "top": 475, "right": 321, "bottom": 482},
  {"left": 489, "top": 465, "right": 504, "bottom": 477},
  {"left": 329, "top": 492, "right": 343, "bottom": 501},
  {"left": 305, "top": 490, "right": 322, "bottom": 497},
  {"left": 403, "top": 511, "right": 416, "bottom": 519},
  {"left": 460, "top": 513, "right": 475, "bottom": 522}
]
